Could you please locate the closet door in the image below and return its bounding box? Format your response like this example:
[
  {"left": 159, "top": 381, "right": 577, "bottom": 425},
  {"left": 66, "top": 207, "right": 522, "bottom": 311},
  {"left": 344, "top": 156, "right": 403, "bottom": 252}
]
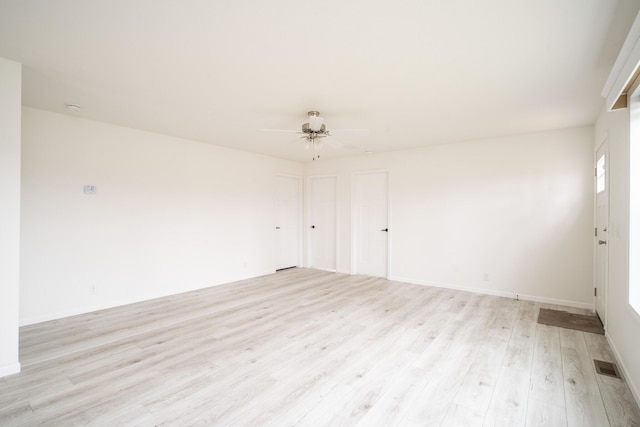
[
  {"left": 308, "top": 176, "right": 337, "bottom": 271},
  {"left": 275, "top": 175, "right": 301, "bottom": 270},
  {"left": 353, "top": 171, "right": 389, "bottom": 277}
]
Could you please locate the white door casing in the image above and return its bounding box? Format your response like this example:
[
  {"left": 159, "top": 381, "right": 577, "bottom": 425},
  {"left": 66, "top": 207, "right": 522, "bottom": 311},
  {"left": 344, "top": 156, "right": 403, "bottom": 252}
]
[
  {"left": 275, "top": 175, "right": 301, "bottom": 270},
  {"left": 595, "top": 140, "right": 609, "bottom": 327},
  {"left": 352, "top": 171, "right": 389, "bottom": 278},
  {"left": 307, "top": 176, "right": 337, "bottom": 271}
]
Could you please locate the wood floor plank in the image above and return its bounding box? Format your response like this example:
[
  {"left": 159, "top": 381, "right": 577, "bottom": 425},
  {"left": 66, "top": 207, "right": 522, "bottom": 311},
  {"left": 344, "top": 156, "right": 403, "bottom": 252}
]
[
  {"left": 441, "top": 404, "right": 486, "bottom": 427},
  {"left": 529, "top": 324, "right": 565, "bottom": 408},
  {"left": 326, "top": 350, "right": 418, "bottom": 426},
  {"left": 398, "top": 296, "right": 502, "bottom": 426},
  {"left": 583, "top": 332, "right": 640, "bottom": 426},
  {"left": 560, "top": 328, "right": 610, "bottom": 427},
  {"left": 525, "top": 398, "right": 567, "bottom": 427},
  {"left": 598, "top": 380, "right": 640, "bottom": 427},
  {"left": 0, "top": 268, "right": 638, "bottom": 426},
  {"left": 445, "top": 297, "right": 518, "bottom": 419},
  {"left": 482, "top": 301, "right": 538, "bottom": 427},
  {"left": 448, "top": 333, "right": 509, "bottom": 414},
  {"left": 352, "top": 366, "right": 428, "bottom": 427}
]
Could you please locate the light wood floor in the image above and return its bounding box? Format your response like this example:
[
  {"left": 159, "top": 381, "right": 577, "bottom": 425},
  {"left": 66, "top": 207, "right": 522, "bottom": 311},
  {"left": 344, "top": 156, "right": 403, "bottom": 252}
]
[{"left": 1, "top": 268, "right": 639, "bottom": 426}]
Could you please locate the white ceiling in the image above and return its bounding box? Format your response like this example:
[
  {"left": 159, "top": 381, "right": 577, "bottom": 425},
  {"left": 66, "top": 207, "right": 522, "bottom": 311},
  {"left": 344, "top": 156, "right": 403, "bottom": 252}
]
[{"left": 1, "top": 0, "right": 639, "bottom": 162}]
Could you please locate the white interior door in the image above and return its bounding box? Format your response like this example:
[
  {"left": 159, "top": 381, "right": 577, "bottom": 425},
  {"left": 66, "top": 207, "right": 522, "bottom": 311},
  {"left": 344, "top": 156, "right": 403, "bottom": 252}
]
[
  {"left": 595, "top": 141, "right": 609, "bottom": 326},
  {"left": 353, "top": 171, "right": 389, "bottom": 277},
  {"left": 308, "top": 176, "right": 337, "bottom": 271},
  {"left": 275, "top": 175, "right": 300, "bottom": 270}
]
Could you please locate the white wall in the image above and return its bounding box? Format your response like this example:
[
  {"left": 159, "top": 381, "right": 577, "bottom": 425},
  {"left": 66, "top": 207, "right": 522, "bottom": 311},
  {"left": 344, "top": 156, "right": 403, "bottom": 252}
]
[
  {"left": 0, "top": 58, "right": 21, "bottom": 377},
  {"left": 306, "top": 127, "right": 595, "bottom": 307},
  {"left": 20, "top": 107, "right": 302, "bottom": 324},
  {"left": 595, "top": 106, "right": 640, "bottom": 402}
]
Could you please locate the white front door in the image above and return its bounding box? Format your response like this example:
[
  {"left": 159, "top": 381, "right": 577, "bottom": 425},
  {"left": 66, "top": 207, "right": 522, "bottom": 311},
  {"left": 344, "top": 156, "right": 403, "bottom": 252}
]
[
  {"left": 595, "top": 141, "right": 609, "bottom": 326},
  {"left": 308, "top": 176, "right": 337, "bottom": 271},
  {"left": 275, "top": 175, "right": 301, "bottom": 270},
  {"left": 353, "top": 171, "right": 389, "bottom": 278}
]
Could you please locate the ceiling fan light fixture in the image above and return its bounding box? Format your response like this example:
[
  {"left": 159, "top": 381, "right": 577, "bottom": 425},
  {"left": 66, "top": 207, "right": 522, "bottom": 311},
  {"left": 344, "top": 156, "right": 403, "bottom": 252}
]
[
  {"left": 308, "top": 115, "right": 324, "bottom": 132},
  {"left": 302, "top": 122, "right": 326, "bottom": 134}
]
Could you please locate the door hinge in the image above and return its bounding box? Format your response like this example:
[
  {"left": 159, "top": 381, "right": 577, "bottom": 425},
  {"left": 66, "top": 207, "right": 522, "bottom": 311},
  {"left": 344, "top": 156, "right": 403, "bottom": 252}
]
[
  {"left": 595, "top": 227, "right": 598, "bottom": 237},
  {"left": 594, "top": 288, "right": 597, "bottom": 297},
  {"left": 595, "top": 167, "right": 597, "bottom": 177}
]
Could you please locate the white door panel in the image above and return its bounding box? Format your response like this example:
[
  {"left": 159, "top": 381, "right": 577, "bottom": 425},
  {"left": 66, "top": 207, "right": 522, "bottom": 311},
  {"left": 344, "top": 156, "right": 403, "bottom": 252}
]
[
  {"left": 353, "top": 172, "right": 389, "bottom": 277},
  {"left": 275, "top": 175, "right": 300, "bottom": 270},
  {"left": 308, "top": 176, "right": 337, "bottom": 271}
]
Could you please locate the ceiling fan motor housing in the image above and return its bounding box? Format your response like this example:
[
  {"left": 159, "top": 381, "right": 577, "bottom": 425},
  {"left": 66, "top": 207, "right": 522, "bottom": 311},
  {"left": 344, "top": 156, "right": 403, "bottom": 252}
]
[{"left": 302, "top": 122, "right": 327, "bottom": 135}]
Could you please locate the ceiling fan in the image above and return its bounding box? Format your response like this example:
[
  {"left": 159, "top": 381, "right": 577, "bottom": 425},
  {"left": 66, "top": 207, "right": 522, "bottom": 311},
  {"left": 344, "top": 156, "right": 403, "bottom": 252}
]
[{"left": 260, "top": 111, "right": 368, "bottom": 161}]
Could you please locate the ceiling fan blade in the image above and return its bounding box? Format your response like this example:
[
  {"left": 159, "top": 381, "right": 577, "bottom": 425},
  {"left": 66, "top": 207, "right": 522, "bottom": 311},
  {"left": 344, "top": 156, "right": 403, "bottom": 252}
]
[
  {"left": 327, "top": 137, "right": 361, "bottom": 150},
  {"left": 259, "top": 128, "right": 302, "bottom": 133},
  {"left": 342, "top": 142, "right": 362, "bottom": 150},
  {"left": 287, "top": 136, "right": 310, "bottom": 146},
  {"left": 329, "top": 128, "right": 370, "bottom": 136},
  {"left": 325, "top": 137, "right": 344, "bottom": 149}
]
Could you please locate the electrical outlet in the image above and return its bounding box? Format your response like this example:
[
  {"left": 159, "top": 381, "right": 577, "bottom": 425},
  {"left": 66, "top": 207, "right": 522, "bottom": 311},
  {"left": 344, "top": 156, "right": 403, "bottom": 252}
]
[{"left": 84, "top": 185, "right": 96, "bottom": 195}]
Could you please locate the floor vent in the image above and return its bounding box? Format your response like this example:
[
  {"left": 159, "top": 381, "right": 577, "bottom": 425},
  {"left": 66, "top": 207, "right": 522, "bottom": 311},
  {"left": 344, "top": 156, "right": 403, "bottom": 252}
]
[{"left": 594, "top": 360, "right": 622, "bottom": 379}]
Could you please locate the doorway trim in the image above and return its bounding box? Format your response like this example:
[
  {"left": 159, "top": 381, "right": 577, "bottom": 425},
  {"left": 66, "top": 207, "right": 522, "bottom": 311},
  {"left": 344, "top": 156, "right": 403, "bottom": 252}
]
[
  {"left": 350, "top": 169, "right": 391, "bottom": 278},
  {"left": 594, "top": 137, "right": 610, "bottom": 329}
]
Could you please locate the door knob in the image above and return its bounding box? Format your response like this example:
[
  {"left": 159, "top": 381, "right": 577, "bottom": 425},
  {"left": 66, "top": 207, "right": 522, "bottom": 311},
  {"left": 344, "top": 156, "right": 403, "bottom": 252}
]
[
  {"left": 276, "top": 227, "right": 280, "bottom": 229},
  {"left": 598, "top": 240, "right": 607, "bottom": 245},
  {"left": 381, "top": 228, "right": 388, "bottom": 232},
  {"left": 311, "top": 225, "right": 316, "bottom": 229}
]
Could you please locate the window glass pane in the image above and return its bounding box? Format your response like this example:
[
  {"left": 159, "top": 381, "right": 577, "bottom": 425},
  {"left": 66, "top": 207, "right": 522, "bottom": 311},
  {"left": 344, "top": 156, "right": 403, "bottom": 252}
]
[{"left": 596, "top": 154, "right": 606, "bottom": 194}]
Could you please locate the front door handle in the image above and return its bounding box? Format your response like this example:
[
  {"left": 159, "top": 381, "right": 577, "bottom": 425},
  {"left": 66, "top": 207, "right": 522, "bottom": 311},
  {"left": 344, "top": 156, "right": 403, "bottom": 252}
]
[
  {"left": 598, "top": 240, "right": 607, "bottom": 245},
  {"left": 381, "top": 228, "right": 388, "bottom": 232}
]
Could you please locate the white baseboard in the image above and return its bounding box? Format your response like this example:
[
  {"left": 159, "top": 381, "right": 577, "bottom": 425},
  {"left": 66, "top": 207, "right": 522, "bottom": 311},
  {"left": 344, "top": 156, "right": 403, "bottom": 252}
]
[
  {"left": 20, "top": 270, "right": 276, "bottom": 326},
  {"left": 0, "top": 362, "right": 21, "bottom": 378},
  {"left": 515, "top": 292, "right": 594, "bottom": 311},
  {"left": 20, "top": 300, "right": 132, "bottom": 326},
  {"left": 605, "top": 334, "right": 640, "bottom": 409},
  {"left": 389, "top": 275, "right": 594, "bottom": 310}
]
